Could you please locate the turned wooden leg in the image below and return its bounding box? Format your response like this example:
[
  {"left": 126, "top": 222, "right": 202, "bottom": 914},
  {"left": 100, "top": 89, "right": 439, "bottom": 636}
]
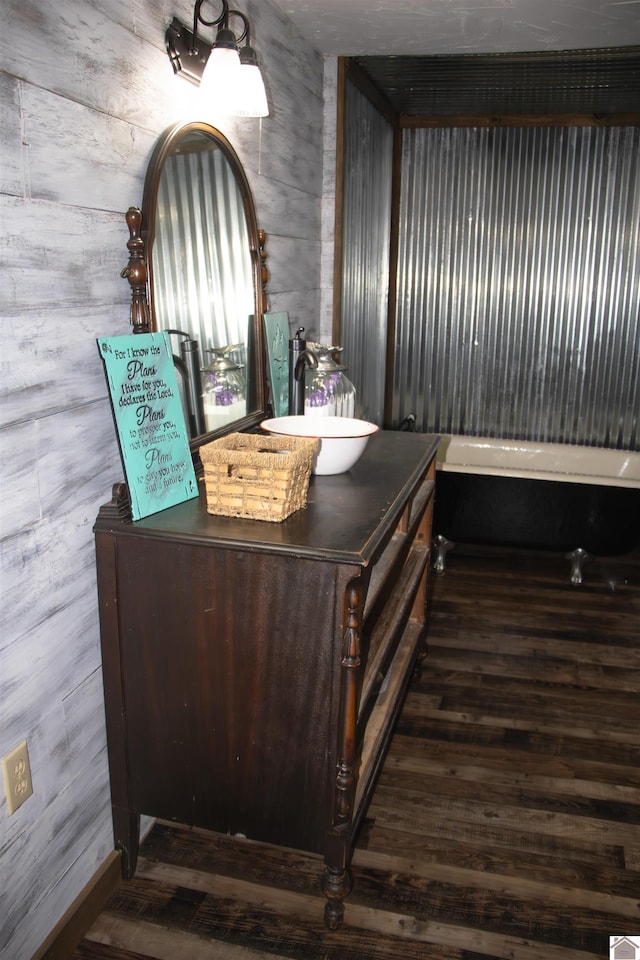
[{"left": 321, "top": 865, "right": 352, "bottom": 929}]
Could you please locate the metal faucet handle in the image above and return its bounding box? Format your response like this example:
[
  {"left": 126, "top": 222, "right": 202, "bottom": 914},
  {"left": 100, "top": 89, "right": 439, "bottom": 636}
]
[{"left": 294, "top": 348, "right": 318, "bottom": 380}]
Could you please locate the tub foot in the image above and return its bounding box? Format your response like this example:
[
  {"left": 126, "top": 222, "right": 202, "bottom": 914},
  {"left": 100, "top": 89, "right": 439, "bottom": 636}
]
[
  {"left": 433, "top": 535, "right": 455, "bottom": 575},
  {"left": 566, "top": 547, "right": 591, "bottom": 585}
]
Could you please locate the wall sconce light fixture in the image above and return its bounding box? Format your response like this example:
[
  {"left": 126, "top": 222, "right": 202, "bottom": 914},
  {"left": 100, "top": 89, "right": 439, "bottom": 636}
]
[{"left": 166, "top": 0, "right": 269, "bottom": 117}]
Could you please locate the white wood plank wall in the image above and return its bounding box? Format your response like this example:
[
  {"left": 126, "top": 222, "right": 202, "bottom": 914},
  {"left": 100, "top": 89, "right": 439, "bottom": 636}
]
[{"left": 0, "top": 2, "right": 328, "bottom": 957}]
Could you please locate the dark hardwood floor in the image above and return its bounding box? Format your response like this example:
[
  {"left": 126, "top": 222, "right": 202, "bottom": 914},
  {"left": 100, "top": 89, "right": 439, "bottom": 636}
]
[{"left": 74, "top": 542, "right": 640, "bottom": 960}]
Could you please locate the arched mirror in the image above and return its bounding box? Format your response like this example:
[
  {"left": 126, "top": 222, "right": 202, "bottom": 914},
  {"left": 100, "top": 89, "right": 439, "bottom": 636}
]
[{"left": 123, "top": 120, "right": 267, "bottom": 444}]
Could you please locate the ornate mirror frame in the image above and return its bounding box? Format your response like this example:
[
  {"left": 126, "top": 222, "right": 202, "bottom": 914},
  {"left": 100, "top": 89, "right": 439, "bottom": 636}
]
[{"left": 122, "top": 120, "right": 268, "bottom": 449}]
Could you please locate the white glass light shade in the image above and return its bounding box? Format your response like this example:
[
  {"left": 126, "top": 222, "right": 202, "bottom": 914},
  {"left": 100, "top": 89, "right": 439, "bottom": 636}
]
[
  {"left": 233, "top": 62, "right": 269, "bottom": 117},
  {"left": 200, "top": 44, "right": 241, "bottom": 96}
]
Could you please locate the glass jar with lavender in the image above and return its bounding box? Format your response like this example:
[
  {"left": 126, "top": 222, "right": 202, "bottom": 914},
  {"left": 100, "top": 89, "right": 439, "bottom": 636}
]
[
  {"left": 304, "top": 343, "right": 356, "bottom": 418},
  {"left": 201, "top": 345, "right": 246, "bottom": 432}
]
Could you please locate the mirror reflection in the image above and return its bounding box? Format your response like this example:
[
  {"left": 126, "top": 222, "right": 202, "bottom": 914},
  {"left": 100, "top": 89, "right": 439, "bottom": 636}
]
[{"left": 135, "top": 121, "right": 266, "bottom": 442}]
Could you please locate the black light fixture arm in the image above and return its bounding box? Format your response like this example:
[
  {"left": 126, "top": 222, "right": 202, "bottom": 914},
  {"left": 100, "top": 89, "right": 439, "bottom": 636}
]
[
  {"left": 189, "top": 0, "right": 249, "bottom": 54},
  {"left": 191, "top": 0, "right": 229, "bottom": 56},
  {"left": 228, "top": 9, "right": 250, "bottom": 47}
]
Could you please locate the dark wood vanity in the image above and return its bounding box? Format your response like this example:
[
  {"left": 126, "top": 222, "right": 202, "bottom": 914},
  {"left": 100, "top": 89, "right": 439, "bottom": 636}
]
[
  {"left": 97, "top": 118, "right": 438, "bottom": 927},
  {"left": 95, "top": 430, "right": 438, "bottom": 927}
]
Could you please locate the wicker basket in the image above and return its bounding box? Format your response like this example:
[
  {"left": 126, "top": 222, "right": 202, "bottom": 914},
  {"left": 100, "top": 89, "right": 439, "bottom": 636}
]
[{"left": 200, "top": 432, "right": 319, "bottom": 522}]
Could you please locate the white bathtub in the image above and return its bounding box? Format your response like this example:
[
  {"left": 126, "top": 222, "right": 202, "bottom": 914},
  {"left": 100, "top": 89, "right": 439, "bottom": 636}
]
[
  {"left": 433, "top": 436, "right": 640, "bottom": 578},
  {"left": 436, "top": 436, "right": 640, "bottom": 489}
]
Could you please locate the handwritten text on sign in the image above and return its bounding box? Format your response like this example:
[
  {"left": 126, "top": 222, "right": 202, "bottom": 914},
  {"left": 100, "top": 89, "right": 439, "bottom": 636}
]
[{"left": 99, "top": 332, "right": 198, "bottom": 520}]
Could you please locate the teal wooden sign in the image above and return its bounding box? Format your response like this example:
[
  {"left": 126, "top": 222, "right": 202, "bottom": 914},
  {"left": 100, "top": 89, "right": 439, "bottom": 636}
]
[
  {"left": 263, "top": 311, "right": 290, "bottom": 417},
  {"left": 98, "top": 332, "right": 198, "bottom": 520}
]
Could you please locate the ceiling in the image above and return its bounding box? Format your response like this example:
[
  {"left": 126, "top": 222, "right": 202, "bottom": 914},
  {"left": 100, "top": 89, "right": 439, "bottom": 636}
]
[
  {"left": 271, "top": 0, "right": 640, "bottom": 57},
  {"left": 271, "top": 1, "right": 640, "bottom": 116}
]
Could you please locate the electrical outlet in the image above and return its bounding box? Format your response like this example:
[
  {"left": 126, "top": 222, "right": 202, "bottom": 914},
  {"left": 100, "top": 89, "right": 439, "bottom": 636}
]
[{"left": 2, "top": 740, "right": 33, "bottom": 815}]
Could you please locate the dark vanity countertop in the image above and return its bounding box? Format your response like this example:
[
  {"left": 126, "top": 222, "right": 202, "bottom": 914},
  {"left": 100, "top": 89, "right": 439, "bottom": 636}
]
[{"left": 101, "top": 431, "right": 439, "bottom": 567}]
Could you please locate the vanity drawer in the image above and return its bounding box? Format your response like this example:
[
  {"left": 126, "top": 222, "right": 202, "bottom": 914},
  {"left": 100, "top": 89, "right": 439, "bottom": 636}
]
[
  {"left": 353, "top": 472, "right": 435, "bottom": 819},
  {"left": 354, "top": 617, "right": 424, "bottom": 816},
  {"left": 359, "top": 540, "right": 430, "bottom": 723}
]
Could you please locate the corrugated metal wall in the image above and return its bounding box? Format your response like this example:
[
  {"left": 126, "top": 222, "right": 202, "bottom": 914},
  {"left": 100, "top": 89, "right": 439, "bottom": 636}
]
[
  {"left": 393, "top": 125, "right": 640, "bottom": 449},
  {"left": 340, "top": 79, "right": 394, "bottom": 424},
  {"left": 154, "top": 148, "right": 254, "bottom": 366}
]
